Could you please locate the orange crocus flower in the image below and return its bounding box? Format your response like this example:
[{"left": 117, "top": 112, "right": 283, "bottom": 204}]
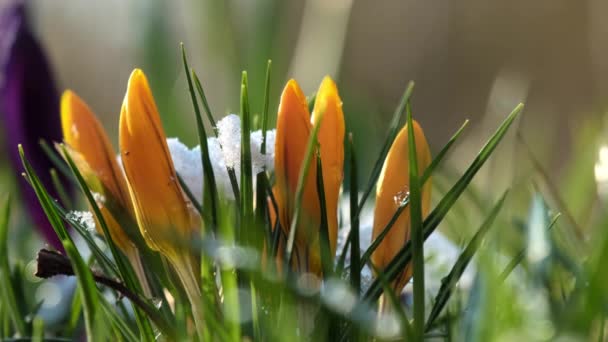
[
  {"left": 371, "top": 120, "right": 432, "bottom": 293},
  {"left": 119, "top": 69, "right": 204, "bottom": 332},
  {"left": 272, "top": 77, "right": 345, "bottom": 275}
]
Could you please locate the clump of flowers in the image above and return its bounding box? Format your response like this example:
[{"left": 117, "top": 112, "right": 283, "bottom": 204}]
[{"left": 9, "top": 45, "right": 532, "bottom": 342}]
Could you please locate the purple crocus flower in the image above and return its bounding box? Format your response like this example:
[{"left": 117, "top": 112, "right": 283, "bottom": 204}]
[{"left": 1, "top": 2, "right": 65, "bottom": 250}]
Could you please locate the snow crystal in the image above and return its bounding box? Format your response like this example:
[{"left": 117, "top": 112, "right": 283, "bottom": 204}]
[
  {"left": 163, "top": 117, "right": 275, "bottom": 202},
  {"left": 66, "top": 211, "right": 96, "bottom": 233},
  {"left": 217, "top": 114, "right": 242, "bottom": 170},
  {"left": 92, "top": 192, "right": 106, "bottom": 205},
  {"left": 167, "top": 138, "right": 203, "bottom": 202},
  {"left": 216, "top": 114, "right": 276, "bottom": 175}
]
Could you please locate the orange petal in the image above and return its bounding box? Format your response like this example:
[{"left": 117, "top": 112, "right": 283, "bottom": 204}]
[
  {"left": 119, "top": 69, "right": 198, "bottom": 256},
  {"left": 60, "top": 90, "right": 134, "bottom": 253},
  {"left": 311, "top": 76, "right": 345, "bottom": 257},
  {"left": 274, "top": 79, "right": 322, "bottom": 274},
  {"left": 61, "top": 91, "right": 131, "bottom": 209},
  {"left": 371, "top": 120, "right": 432, "bottom": 291}
]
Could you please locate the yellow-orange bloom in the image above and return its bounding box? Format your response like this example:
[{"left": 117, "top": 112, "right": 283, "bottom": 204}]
[
  {"left": 60, "top": 90, "right": 135, "bottom": 254},
  {"left": 371, "top": 120, "right": 432, "bottom": 293},
  {"left": 118, "top": 69, "right": 199, "bottom": 259},
  {"left": 119, "top": 68, "right": 204, "bottom": 334},
  {"left": 311, "top": 76, "right": 345, "bottom": 257},
  {"left": 272, "top": 77, "right": 345, "bottom": 275}
]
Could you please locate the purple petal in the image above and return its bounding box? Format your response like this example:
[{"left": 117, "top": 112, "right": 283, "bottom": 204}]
[{"left": 1, "top": 3, "right": 67, "bottom": 250}]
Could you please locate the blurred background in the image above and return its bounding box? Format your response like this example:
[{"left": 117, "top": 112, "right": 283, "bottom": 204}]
[{"left": 2, "top": 0, "right": 608, "bottom": 250}]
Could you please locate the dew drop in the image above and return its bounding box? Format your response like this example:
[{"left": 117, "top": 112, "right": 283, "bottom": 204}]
[
  {"left": 151, "top": 297, "right": 163, "bottom": 310},
  {"left": 393, "top": 188, "right": 410, "bottom": 206}
]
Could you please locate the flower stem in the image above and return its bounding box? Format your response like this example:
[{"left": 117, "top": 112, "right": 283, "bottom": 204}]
[{"left": 172, "top": 254, "right": 207, "bottom": 341}]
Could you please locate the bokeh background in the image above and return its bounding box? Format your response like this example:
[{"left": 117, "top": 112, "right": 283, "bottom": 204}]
[{"left": 2, "top": 0, "right": 607, "bottom": 251}]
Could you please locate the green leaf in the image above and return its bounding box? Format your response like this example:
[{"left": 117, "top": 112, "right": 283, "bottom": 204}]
[
  {"left": 498, "top": 213, "right": 561, "bottom": 282},
  {"left": 50, "top": 168, "right": 73, "bottom": 208},
  {"left": 317, "top": 156, "right": 333, "bottom": 278},
  {"left": 60, "top": 144, "right": 155, "bottom": 340},
  {"left": 261, "top": 60, "right": 272, "bottom": 155},
  {"left": 39, "top": 139, "right": 73, "bottom": 183},
  {"left": 99, "top": 298, "right": 138, "bottom": 342},
  {"left": 0, "top": 196, "right": 27, "bottom": 336},
  {"left": 425, "top": 191, "right": 508, "bottom": 331},
  {"left": 406, "top": 102, "right": 425, "bottom": 337},
  {"left": 181, "top": 43, "right": 219, "bottom": 229},
  {"left": 32, "top": 316, "right": 44, "bottom": 342},
  {"left": 368, "top": 261, "right": 414, "bottom": 341},
  {"left": 63, "top": 241, "right": 100, "bottom": 341},
  {"left": 192, "top": 70, "right": 218, "bottom": 134},
  {"left": 240, "top": 71, "right": 255, "bottom": 245},
  {"left": 348, "top": 134, "right": 360, "bottom": 291}
]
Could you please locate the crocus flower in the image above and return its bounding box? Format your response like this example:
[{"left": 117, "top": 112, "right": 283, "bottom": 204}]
[
  {"left": 0, "top": 3, "right": 66, "bottom": 250},
  {"left": 272, "top": 77, "right": 345, "bottom": 276},
  {"left": 60, "top": 90, "right": 150, "bottom": 295},
  {"left": 119, "top": 69, "right": 203, "bottom": 326},
  {"left": 371, "top": 120, "right": 432, "bottom": 293}
]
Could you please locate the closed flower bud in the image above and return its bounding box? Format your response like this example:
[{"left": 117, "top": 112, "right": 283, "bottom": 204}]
[{"left": 371, "top": 120, "right": 432, "bottom": 293}]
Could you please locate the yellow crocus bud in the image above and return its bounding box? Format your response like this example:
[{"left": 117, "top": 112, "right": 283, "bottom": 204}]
[
  {"left": 60, "top": 90, "right": 151, "bottom": 295},
  {"left": 273, "top": 79, "right": 321, "bottom": 274},
  {"left": 371, "top": 120, "right": 432, "bottom": 293},
  {"left": 272, "top": 78, "right": 345, "bottom": 276},
  {"left": 119, "top": 69, "right": 204, "bottom": 334},
  {"left": 119, "top": 69, "right": 199, "bottom": 257},
  {"left": 311, "top": 76, "right": 345, "bottom": 257}
]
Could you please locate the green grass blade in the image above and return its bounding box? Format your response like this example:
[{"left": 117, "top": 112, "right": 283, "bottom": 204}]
[
  {"left": 60, "top": 145, "right": 156, "bottom": 340},
  {"left": 218, "top": 203, "right": 241, "bottom": 341},
  {"left": 406, "top": 102, "right": 425, "bottom": 336},
  {"left": 421, "top": 119, "right": 469, "bottom": 184},
  {"left": 192, "top": 70, "right": 218, "bottom": 134},
  {"left": 32, "top": 316, "right": 44, "bottom": 342},
  {"left": 66, "top": 284, "right": 83, "bottom": 336},
  {"left": 240, "top": 71, "right": 255, "bottom": 245},
  {"left": 99, "top": 298, "right": 138, "bottom": 342},
  {"left": 362, "top": 103, "right": 524, "bottom": 303},
  {"left": 39, "top": 139, "right": 73, "bottom": 182},
  {"left": 368, "top": 261, "right": 414, "bottom": 341},
  {"left": 181, "top": 43, "right": 219, "bottom": 229},
  {"left": 0, "top": 196, "right": 27, "bottom": 336},
  {"left": 317, "top": 157, "right": 333, "bottom": 278},
  {"left": 284, "top": 109, "right": 324, "bottom": 267},
  {"left": 63, "top": 241, "right": 100, "bottom": 341},
  {"left": 498, "top": 213, "right": 560, "bottom": 282},
  {"left": 20, "top": 145, "right": 71, "bottom": 242},
  {"left": 261, "top": 60, "right": 272, "bottom": 155},
  {"left": 425, "top": 190, "right": 508, "bottom": 331},
  {"left": 348, "top": 134, "right": 361, "bottom": 291},
  {"left": 50, "top": 168, "right": 72, "bottom": 208},
  {"left": 307, "top": 93, "right": 317, "bottom": 113}
]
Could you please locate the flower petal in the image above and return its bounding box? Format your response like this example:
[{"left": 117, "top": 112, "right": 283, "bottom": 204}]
[
  {"left": 311, "top": 76, "right": 345, "bottom": 256},
  {"left": 119, "top": 69, "right": 197, "bottom": 256},
  {"left": 274, "top": 79, "right": 322, "bottom": 273},
  {"left": 60, "top": 90, "right": 136, "bottom": 253}
]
